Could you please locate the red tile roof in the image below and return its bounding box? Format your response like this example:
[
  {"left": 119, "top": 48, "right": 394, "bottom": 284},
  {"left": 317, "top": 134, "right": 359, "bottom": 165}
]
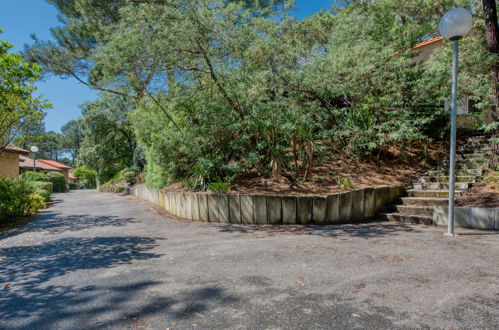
[
  {"left": 410, "top": 36, "right": 443, "bottom": 50},
  {"left": 38, "top": 159, "right": 73, "bottom": 169},
  {"left": 1, "top": 145, "right": 30, "bottom": 155},
  {"left": 19, "top": 155, "right": 62, "bottom": 171}
]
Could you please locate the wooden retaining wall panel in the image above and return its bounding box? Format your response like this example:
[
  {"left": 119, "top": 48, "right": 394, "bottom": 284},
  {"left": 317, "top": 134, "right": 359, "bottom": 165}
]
[
  {"left": 339, "top": 192, "right": 353, "bottom": 223},
  {"left": 313, "top": 196, "right": 327, "bottom": 224},
  {"left": 158, "top": 191, "right": 165, "bottom": 208},
  {"left": 363, "top": 188, "right": 375, "bottom": 220},
  {"left": 240, "top": 195, "right": 255, "bottom": 224},
  {"left": 326, "top": 194, "right": 340, "bottom": 223},
  {"left": 254, "top": 195, "right": 268, "bottom": 224},
  {"left": 229, "top": 194, "right": 241, "bottom": 224},
  {"left": 191, "top": 194, "right": 200, "bottom": 221},
  {"left": 167, "top": 192, "right": 173, "bottom": 214},
  {"left": 350, "top": 189, "right": 365, "bottom": 222},
  {"left": 267, "top": 195, "right": 282, "bottom": 225},
  {"left": 218, "top": 194, "right": 230, "bottom": 223},
  {"left": 296, "top": 197, "right": 313, "bottom": 224},
  {"left": 198, "top": 194, "right": 209, "bottom": 221},
  {"left": 374, "top": 186, "right": 391, "bottom": 214},
  {"left": 282, "top": 196, "right": 297, "bottom": 224},
  {"left": 184, "top": 193, "right": 192, "bottom": 220},
  {"left": 177, "top": 193, "right": 183, "bottom": 217},
  {"left": 207, "top": 194, "right": 219, "bottom": 222}
]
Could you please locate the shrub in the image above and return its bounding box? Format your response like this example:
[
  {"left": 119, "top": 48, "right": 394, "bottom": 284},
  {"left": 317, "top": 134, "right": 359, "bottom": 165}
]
[
  {"left": 68, "top": 182, "right": 79, "bottom": 190},
  {"left": 206, "top": 178, "right": 230, "bottom": 194},
  {"left": 46, "top": 172, "right": 68, "bottom": 192},
  {"left": 32, "top": 181, "right": 53, "bottom": 193},
  {"left": 73, "top": 166, "right": 97, "bottom": 188},
  {"left": 21, "top": 171, "right": 48, "bottom": 182},
  {"left": 0, "top": 177, "right": 45, "bottom": 222},
  {"left": 28, "top": 194, "right": 46, "bottom": 211},
  {"left": 98, "top": 184, "right": 125, "bottom": 193},
  {"left": 34, "top": 188, "right": 51, "bottom": 203}
]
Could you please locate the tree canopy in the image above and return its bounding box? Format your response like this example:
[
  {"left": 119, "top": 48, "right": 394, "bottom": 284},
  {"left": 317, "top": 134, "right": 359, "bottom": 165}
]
[
  {"left": 24, "top": 0, "right": 498, "bottom": 188},
  {"left": 0, "top": 31, "right": 49, "bottom": 148}
]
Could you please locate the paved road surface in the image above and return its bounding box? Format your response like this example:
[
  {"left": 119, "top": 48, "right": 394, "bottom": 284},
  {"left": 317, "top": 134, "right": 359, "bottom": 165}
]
[{"left": 0, "top": 190, "right": 498, "bottom": 329}]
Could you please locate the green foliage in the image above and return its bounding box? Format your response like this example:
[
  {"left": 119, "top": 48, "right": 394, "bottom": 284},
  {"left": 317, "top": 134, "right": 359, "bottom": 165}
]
[
  {"left": 73, "top": 166, "right": 97, "bottom": 188},
  {"left": 76, "top": 95, "right": 136, "bottom": 184},
  {"left": 28, "top": 0, "right": 497, "bottom": 190},
  {"left": 31, "top": 181, "right": 53, "bottom": 193},
  {"left": 335, "top": 177, "right": 352, "bottom": 190},
  {"left": 68, "top": 182, "right": 79, "bottom": 190},
  {"left": 46, "top": 172, "right": 67, "bottom": 192},
  {"left": 33, "top": 188, "right": 51, "bottom": 202},
  {"left": 98, "top": 184, "right": 126, "bottom": 193},
  {"left": 0, "top": 31, "right": 49, "bottom": 147},
  {"left": 206, "top": 178, "right": 231, "bottom": 194},
  {"left": 28, "top": 194, "right": 46, "bottom": 212},
  {"left": 0, "top": 177, "right": 45, "bottom": 222},
  {"left": 21, "top": 171, "right": 48, "bottom": 182}
]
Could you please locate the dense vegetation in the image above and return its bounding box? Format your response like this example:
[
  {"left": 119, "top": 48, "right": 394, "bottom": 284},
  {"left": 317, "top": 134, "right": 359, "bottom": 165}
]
[
  {"left": 0, "top": 177, "right": 48, "bottom": 223},
  {"left": 21, "top": 0, "right": 498, "bottom": 190}
]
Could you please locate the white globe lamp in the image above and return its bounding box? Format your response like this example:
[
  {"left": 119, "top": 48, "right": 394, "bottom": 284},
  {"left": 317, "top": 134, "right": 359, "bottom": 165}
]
[{"left": 439, "top": 8, "right": 473, "bottom": 40}]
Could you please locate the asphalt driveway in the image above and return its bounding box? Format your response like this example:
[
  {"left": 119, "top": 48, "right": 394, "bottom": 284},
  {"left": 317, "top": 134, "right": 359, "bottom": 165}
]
[{"left": 0, "top": 190, "right": 498, "bottom": 329}]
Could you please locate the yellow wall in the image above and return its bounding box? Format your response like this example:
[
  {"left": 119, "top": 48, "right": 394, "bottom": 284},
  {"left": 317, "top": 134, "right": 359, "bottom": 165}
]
[
  {"left": 0, "top": 152, "right": 20, "bottom": 178},
  {"left": 63, "top": 169, "right": 70, "bottom": 182}
]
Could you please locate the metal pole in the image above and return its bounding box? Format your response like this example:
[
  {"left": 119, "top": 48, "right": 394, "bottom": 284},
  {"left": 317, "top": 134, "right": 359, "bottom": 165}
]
[
  {"left": 33, "top": 153, "right": 36, "bottom": 172},
  {"left": 447, "top": 39, "right": 459, "bottom": 236}
]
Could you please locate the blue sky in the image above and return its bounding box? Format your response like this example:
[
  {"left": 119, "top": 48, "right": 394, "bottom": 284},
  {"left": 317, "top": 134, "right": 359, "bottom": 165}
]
[{"left": 0, "top": 0, "right": 335, "bottom": 132}]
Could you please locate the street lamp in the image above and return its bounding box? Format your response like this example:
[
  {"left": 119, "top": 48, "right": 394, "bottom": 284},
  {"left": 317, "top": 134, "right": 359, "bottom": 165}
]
[
  {"left": 439, "top": 8, "right": 473, "bottom": 236},
  {"left": 30, "top": 146, "right": 39, "bottom": 172}
]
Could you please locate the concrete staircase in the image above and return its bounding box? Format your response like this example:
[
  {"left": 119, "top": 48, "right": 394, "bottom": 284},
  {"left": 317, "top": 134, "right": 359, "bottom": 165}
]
[{"left": 378, "top": 132, "right": 492, "bottom": 225}]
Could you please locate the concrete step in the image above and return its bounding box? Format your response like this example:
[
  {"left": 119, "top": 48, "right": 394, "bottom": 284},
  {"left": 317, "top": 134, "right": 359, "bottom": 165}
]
[
  {"left": 406, "top": 189, "right": 463, "bottom": 198},
  {"left": 400, "top": 197, "right": 448, "bottom": 206},
  {"left": 395, "top": 205, "right": 434, "bottom": 216},
  {"left": 380, "top": 213, "right": 433, "bottom": 225},
  {"left": 426, "top": 169, "right": 483, "bottom": 177},
  {"left": 424, "top": 176, "right": 476, "bottom": 183},
  {"left": 413, "top": 182, "right": 471, "bottom": 190},
  {"left": 456, "top": 153, "right": 488, "bottom": 159}
]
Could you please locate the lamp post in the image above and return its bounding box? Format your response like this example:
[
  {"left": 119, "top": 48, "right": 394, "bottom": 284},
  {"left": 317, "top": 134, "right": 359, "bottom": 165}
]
[
  {"left": 439, "top": 8, "right": 473, "bottom": 236},
  {"left": 30, "top": 146, "right": 39, "bottom": 172}
]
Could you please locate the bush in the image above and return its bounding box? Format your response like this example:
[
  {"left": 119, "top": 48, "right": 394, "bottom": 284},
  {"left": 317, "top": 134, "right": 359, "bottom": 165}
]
[
  {"left": 34, "top": 188, "right": 51, "bottom": 202},
  {"left": 32, "top": 181, "right": 53, "bottom": 193},
  {"left": 98, "top": 184, "right": 125, "bottom": 193},
  {"left": 73, "top": 166, "right": 97, "bottom": 189},
  {"left": 28, "top": 194, "right": 46, "bottom": 211},
  {"left": 0, "top": 177, "right": 45, "bottom": 222},
  {"left": 68, "top": 182, "right": 79, "bottom": 190},
  {"left": 21, "top": 171, "right": 48, "bottom": 182},
  {"left": 46, "top": 172, "right": 68, "bottom": 192}
]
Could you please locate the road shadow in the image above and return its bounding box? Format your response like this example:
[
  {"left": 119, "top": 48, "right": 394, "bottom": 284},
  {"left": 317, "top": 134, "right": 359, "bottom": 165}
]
[
  {"left": 0, "top": 213, "right": 139, "bottom": 239},
  {"left": 215, "top": 222, "right": 421, "bottom": 239},
  {"left": 0, "top": 236, "right": 237, "bottom": 329}
]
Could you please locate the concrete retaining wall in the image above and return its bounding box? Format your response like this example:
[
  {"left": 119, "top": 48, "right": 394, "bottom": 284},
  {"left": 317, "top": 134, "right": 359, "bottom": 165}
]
[
  {"left": 433, "top": 206, "right": 499, "bottom": 230},
  {"left": 130, "top": 185, "right": 405, "bottom": 225}
]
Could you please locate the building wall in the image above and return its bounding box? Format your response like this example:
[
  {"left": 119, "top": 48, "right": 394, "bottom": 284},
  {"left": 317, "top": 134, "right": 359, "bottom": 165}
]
[
  {"left": 0, "top": 152, "right": 20, "bottom": 178},
  {"left": 411, "top": 40, "right": 443, "bottom": 63},
  {"left": 60, "top": 168, "right": 69, "bottom": 182}
]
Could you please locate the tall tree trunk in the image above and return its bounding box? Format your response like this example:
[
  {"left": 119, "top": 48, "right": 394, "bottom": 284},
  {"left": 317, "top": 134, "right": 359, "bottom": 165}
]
[{"left": 483, "top": 0, "right": 499, "bottom": 119}]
